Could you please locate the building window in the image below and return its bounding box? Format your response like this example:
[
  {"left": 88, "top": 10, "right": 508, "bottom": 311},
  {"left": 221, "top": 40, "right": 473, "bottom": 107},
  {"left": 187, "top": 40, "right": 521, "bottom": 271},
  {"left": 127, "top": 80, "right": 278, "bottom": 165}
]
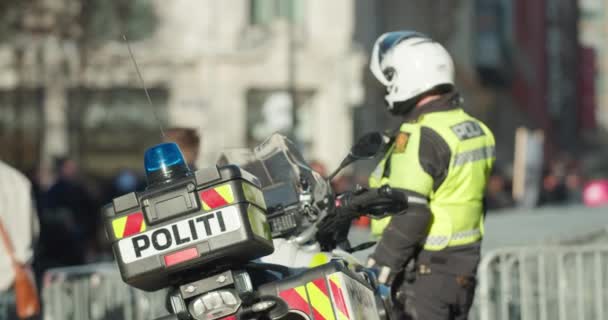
[
  {"left": 82, "top": 0, "right": 158, "bottom": 42},
  {"left": 0, "top": 89, "right": 44, "bottom": 171},
  {"left": 250, "top": 0, "right": 304, "bottom": 25},
  {"left": 246, "top": 89, "right": 314, "bottom": 157},
  {"left": 68, "top": 88, "right": 168, "bottom": 176}
]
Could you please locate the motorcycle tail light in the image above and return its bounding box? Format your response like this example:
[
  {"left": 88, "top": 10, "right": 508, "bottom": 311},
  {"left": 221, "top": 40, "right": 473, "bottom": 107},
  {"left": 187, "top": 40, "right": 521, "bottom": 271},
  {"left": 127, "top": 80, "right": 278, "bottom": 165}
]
[{"left": 164, "top": 247, "right": 199, "bottom": 267}]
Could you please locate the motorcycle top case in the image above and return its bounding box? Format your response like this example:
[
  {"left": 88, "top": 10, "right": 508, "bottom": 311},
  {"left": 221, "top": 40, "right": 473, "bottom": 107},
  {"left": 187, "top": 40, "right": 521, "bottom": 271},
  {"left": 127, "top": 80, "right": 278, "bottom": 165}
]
[
  {"left": 103, "top": 165, "right": 274, "bottom": 291},
  {"left": 258, "top": 261, "right": 382, "bottom": 320}
]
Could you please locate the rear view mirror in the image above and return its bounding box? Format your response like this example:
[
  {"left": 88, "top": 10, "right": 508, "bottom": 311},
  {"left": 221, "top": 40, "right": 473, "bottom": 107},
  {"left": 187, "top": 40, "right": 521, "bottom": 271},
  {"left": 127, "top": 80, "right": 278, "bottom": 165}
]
[
  {"left": 328, "top": 132, "right": 386, "bottom": 180},
  {"left": 350, "top": 132, "right": 385, "bottom": 159}
]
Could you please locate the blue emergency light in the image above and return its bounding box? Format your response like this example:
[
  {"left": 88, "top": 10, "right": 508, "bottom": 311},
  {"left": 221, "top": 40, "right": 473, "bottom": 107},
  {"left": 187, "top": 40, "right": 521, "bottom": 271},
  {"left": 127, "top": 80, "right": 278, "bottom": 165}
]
[{"left": 144, "top": 142, "right": 190, "bottom": 186}]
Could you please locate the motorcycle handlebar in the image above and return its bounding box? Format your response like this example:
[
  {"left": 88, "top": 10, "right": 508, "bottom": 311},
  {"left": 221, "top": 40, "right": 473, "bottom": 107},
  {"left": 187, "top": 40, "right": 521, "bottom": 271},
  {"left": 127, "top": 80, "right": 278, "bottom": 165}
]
[
  {"left": 346, "top": 188, "right": 383, "bottom": 210},
  {"left": 298, "top": 186, "right": 408, "bottom": 246}
]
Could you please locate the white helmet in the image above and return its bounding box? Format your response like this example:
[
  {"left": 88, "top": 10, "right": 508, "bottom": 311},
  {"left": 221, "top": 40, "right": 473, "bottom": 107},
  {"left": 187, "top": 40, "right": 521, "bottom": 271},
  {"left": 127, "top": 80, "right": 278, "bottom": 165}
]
[{"left": 370, "top": 31, "right": 455, "bottom": 115}]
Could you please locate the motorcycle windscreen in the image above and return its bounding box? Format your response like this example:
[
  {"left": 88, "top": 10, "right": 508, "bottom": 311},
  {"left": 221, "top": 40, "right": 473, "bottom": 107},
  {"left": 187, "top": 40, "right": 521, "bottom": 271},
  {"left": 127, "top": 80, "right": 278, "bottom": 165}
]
[{"left": 218, "top": 134, "right": 330, "bottom": 211}]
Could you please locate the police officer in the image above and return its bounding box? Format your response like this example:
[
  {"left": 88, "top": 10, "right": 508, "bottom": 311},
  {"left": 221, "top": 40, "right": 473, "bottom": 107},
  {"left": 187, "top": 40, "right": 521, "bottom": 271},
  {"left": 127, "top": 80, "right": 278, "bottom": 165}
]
[{"left": 365, "top": 31, "right": 495, "bottom": 320}]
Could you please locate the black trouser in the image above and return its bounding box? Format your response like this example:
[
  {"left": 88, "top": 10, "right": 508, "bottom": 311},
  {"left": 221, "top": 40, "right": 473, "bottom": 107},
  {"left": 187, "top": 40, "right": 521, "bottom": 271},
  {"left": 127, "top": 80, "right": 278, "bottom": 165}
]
[
  {"left": 391, "top": 269, "right": 476, "bottom": 320},
  {"left": 409, "top": 271, "right": 476, "bottom": 320}
]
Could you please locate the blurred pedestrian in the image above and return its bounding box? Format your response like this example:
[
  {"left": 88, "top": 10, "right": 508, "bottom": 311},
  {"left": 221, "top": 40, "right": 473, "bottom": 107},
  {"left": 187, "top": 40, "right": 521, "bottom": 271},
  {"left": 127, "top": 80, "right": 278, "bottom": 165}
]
[
  {"left": 0, "top": 160, "right": 40, "bottom": 319},
  {"left": 565, "top": 162, "right": 583, "bottom": 203},
  {"left": 104, "top": 168, "right": 143, "bottom": 201},
  {"left": 540, "top": 163, "right": 567, "bottom": 205},
  {"left": 36, "top": 157, "right": 98, "bottom": 270},
  {"left": 486, "top": 173, "right": 514, "bottom": 210},
  {"left": 163, "top": 127, "right": 201, "bottom": 169},
  {"left": 24, "top": 164, "right": 52, "bottom": 218},
  {"left": 97, "top": 168, "right": 144, "bottom": 258}
]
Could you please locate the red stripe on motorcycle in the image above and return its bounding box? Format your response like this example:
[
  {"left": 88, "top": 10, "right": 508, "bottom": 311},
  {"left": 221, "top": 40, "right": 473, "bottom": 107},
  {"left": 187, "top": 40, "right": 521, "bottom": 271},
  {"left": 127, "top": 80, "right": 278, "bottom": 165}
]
[
  {"left": 312, "top": 278, "right": 329, "bottom": 296},
  {"left": 279, "top": 288, "right": 311, "bottom": 316},
  {"left": 200, "top": 188, "right": 228, "bottom": 209},
  {"left": 330, "top": 279, "right": 350, "bottom": 319},
  {"left": 122, "top": 212, "right": 144, "bottom": 237}
]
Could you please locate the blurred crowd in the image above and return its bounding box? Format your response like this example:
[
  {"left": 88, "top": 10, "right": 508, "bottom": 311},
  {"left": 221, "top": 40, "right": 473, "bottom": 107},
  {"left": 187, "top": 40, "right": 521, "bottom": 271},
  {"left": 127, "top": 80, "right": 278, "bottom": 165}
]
[
  {"left": 31, "top": 157, "right": 121, "bottom": 273},
  {"left": 0, "top": 126, "right": 604, "bottom": 314},
  {"left": 485, "top": 155, "right": 585, "bottom": 211},
  {"left": 17, "top": 145, "right": 598, "bottom": 276},
  {"left": 18, "top": 128, "right": 201, "bottom": 283}
]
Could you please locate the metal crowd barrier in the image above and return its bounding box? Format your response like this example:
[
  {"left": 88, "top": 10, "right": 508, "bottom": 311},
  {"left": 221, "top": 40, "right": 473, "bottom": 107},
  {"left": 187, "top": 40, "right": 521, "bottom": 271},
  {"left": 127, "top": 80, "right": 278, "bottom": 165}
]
[
  {"left": 42, "top": 245, "right": 608, "bottom": 320},
  {"left": 474, "top": 245, "right": 608, "bottom": 320},
  {"left": 42, "top": 263, "right": 168, "bottom": 320}
]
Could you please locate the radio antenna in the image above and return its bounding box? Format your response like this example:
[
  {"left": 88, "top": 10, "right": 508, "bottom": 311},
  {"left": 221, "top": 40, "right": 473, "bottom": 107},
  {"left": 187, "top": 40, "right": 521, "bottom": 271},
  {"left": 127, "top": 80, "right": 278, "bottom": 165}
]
[{"left": 122, "top": 34, "right": 165, "bottom": 137}]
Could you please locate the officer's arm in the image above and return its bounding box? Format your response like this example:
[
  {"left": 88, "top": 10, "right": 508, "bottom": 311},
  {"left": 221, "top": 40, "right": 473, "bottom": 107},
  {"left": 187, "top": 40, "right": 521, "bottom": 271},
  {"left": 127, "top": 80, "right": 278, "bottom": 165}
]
[
  {"left": 371, "top": 192, "right": 431, "bottom": 269},
  {"left": 371, "top": 127, "right": 451, "bottom": 270}
]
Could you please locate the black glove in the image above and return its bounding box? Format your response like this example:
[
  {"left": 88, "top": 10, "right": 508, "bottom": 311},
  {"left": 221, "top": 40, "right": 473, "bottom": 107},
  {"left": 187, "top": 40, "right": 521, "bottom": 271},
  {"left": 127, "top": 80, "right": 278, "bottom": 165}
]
[
  {"left": 315, "top": 204, "right": 357, "bottom": 251},
  {"left": 338, "top": 187, "right": 368, "bottom": 212},
  {"left": 340, "top": 186, "right": 408, "bottom": 217}
]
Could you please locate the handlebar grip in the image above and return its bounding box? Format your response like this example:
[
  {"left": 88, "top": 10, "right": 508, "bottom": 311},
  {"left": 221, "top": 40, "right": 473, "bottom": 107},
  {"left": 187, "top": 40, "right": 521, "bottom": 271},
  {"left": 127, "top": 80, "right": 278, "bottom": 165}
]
[
  {"left": 344, "top": 186, "right": 408, "bottom": 213},
  {"left": 347, "top": 188, "right": 384, "bottom": 210}
]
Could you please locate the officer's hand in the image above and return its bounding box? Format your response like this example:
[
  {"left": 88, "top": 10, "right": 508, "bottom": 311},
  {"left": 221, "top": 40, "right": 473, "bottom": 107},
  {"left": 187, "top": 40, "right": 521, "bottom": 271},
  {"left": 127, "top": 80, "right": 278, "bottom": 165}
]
[
  {"left": 315, "top": 206, "right": 355, "bottom": 250},
  {"left": 366, "top": 256, "right": 400, "bottom": 286},
  {"left": 316, "top": 207, "right": 353, "bottom": 234}
]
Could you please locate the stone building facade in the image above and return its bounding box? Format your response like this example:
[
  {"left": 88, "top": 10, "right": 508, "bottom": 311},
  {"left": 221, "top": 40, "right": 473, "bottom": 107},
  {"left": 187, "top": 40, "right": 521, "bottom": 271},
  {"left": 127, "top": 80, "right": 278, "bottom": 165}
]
[{"left": 0, "top": 0, "right": 364, "bottom": 175}]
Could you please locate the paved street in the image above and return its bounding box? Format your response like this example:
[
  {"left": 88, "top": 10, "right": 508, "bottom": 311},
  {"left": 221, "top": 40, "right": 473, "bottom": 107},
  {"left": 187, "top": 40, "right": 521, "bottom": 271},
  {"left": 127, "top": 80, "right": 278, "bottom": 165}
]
[{"left": 349, "top": 205, "right": 608, "bottom": 262}]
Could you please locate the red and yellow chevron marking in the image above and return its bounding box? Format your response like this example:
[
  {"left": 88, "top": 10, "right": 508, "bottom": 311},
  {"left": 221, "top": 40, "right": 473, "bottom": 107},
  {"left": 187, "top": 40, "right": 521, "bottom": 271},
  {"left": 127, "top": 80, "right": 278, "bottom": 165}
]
[
  {"left": 112, "top": 212, "right": 146, "bottom": 239},
  {"left": 306, "top": 278, "right": 336, "bottom": 320},
  {"left": 280, "top": 285, "right": 311, "bottom": 316},
  {"left": 280, "top": 277, "right": 348, "bottom": 320},
  {"left": 199, "top": 184, "right": 234, "bottom": 211},
  {"left": 328, "top": 275, "right": 350, "bottom": 320}
]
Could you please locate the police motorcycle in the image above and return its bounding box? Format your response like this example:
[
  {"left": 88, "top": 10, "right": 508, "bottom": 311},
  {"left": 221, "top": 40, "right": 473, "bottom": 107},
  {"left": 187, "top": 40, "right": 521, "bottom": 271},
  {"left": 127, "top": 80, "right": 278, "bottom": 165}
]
[{"left": 102, "top": 133, "right": 406, "bottom": 320}]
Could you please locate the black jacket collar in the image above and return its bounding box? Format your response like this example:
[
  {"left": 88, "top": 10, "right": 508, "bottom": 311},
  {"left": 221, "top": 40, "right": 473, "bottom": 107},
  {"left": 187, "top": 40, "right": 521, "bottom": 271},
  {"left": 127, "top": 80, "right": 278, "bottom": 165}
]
[{"left": 405, "top": 91, "right": 462, "bottom": 122}]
